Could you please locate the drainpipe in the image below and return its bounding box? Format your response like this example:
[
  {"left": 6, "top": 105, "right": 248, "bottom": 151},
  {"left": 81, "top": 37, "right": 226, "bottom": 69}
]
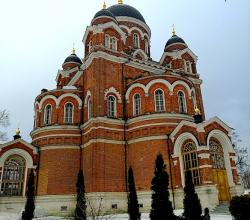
[
  {"left": 167, "top": 134, "right": 175, "bottom": 209},
  {"left": 121, "top": 58, "right": 130, "bottom": 193}
]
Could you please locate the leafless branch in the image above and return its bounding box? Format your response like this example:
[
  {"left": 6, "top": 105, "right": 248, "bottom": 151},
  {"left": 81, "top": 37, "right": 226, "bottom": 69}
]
[{"left": 0, "top": 109, "right": 10, "bottom": 141}]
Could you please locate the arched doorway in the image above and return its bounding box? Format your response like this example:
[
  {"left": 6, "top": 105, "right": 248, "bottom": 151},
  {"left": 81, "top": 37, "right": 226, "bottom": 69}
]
[
  {"left": 0, "top": 155, "right": 26, "bottom": 196},
  {"left": 209, "top": 138, "right": 230, "bottom": 201}
]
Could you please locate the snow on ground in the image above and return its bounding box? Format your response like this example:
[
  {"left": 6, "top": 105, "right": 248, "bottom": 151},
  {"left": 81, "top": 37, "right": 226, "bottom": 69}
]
[{"left": 0, "top": 212, "right": 232, "bottom": 220}]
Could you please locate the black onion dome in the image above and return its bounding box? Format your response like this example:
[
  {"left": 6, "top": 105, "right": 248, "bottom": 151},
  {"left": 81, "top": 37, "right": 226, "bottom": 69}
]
[
  {"left": 165, "top": 35, "right": 186, "bottom": 48},
  {"left": 93, "top": 8, "right": 116, "bottom": 20},
  {"left": 64, "top": 53, "right": 82, "bottom": 64},
  {"left": 108, "top": 4, "right": 146, "bottom": 23}
]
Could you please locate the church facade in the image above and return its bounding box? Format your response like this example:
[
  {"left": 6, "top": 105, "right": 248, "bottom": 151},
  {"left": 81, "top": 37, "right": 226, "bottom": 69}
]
[{"left": 0, "top": 0, "right": 243, "bottom": 216}]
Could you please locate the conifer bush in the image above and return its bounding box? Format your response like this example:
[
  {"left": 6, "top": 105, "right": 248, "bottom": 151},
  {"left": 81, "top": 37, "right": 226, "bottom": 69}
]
[
  {"left": 128, "top": 167, "right": 141, "bottom": 220},
  {"left": 183, "top": 170, "right": 202, "bottom": 220},
  {"left": 229, "top": 195, "right": 250, "bottom": 220},
  {"left": 22, "top": 170, "right": 35, "bottom": 220},
  {"left": 150, "top": 153, "right": 175, "bottom": 220}
]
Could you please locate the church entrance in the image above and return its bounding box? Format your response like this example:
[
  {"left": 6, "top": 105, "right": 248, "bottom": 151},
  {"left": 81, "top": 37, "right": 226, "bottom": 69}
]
[{"left": 209, "top": 138, "right": 231, "bottom": 201}]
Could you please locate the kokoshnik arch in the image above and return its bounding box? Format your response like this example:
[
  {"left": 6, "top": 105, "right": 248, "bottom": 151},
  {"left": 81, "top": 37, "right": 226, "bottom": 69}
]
[{"left": 0, "top": 0, "right": 243, "bottom": 215}]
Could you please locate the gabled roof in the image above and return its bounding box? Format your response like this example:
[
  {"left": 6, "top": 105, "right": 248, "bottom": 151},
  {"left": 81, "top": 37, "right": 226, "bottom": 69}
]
[{"left": 0, "top": 138, "right": 38, "bottom": 154}]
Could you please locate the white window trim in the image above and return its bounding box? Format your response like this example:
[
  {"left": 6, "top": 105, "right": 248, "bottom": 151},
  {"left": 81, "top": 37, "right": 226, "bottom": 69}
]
[
  {"left": 107, "top": 95, "right": 117, "bottom": 118},
  {"left": 133, "top": 33, "right": 140, "bottom": 48},
  {"left": 184, "top": 61, "right": 192, "bottom": 73},
  {"left": 154, "top": 89, "right": 166, "bottom": 112},
  {"left": 178, "top": 90, "right": 187, "bottom": 113},
  {"left": 44, "top": 104, "right": 52, "bottom": 125},
  {"left": 133, "top": 93, "right": 141, "bottom": 116},
  {"left": 88, "top": 41, "right": 93, "bottom": 53},
  {"left": 64, "top": 102, "right": 74, "bottom": 124},
  {"left": 105, "top": 34, "right": 110, "bottom": 48}
]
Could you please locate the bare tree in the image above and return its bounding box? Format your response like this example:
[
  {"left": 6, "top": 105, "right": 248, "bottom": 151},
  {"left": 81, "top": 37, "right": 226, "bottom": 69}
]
[
  {"left": 231, "top": 132, "right": 249, "bottom": 174},
  {"left": 0, "top": 109, "right": 10, "bottom": 141},
  {"left": 86, "top": 196, "right": 114, "bottom": 220}
]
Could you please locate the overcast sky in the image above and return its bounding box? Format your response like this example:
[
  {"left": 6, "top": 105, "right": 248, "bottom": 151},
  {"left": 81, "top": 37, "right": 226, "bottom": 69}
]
[{"left": 0, "top": 0, "right": 249, "bottom": 158}]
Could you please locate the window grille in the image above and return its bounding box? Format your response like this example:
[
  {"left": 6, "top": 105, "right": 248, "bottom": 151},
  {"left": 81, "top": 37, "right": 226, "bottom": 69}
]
[
  {"left": 64, "top": 103, "right": 73, "bottom": 124},
  {"left": 155, "top": 90, "right": 164, "bottom": 112},
  {"left": 133, "top": 94, "right": 141, "bottom": 116},
  {"left": 178, "top": 91, "right": 187, "bottom": 113},
  {"left": 44, "top": 105, "right": 52, "bottom": 125},
  {"left": 182, "top": 141, "right": 200, "bottom": 185},
  {"left": 0, "top": 156, "right": 25, "bottom": 196},
  {"left": 107, "top": 96, "right": 116, "bottom": 118},
  {"left": 209, "top": 138, "right": 225, "bottom": 169}
]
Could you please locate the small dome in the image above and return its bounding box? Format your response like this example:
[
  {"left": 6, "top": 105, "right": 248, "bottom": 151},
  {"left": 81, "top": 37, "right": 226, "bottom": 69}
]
[
  {"left": 93, "top": 8, "right": 116, "bottom": 20},
  {"left": 64, "top": 53, "right": 82, "bottom": 64},
  {"left": 108, "top": 4, "right": 146, "bottom": 23},
  {"left": 165, "top": 34, "right": 186, "bottom": 48}
]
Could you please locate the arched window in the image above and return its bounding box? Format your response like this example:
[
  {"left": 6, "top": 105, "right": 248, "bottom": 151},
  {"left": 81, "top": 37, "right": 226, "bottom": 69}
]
[
  {"left": 155, "top": 89, "right": 165, "bottom": 112},
  {"left": 44, "top": 105, "right": 52, "bottom": 125},
  {"left": 88, "top": 98, "right": 92, "bottom": 120},
  {"left": 110, "top": 37, "right": 117, "bottom": 50},
  {"left": 209, "top": 138, "right": 225, "bottom": 169},
  {"left": 1, "top": 155, "right": 26, "bottom": 196},
  {"left": 64, "top": 103, "right": 73, "bottom": 124},
  {"left": 178, "top": 91, "right": 187, "bottom": 113},
  {"left": 105, "top": 34, "right": 110, "bottom": 48},
  {"left": 182, "top": 141, "right": 200, "bottom": 185},
  {"left": 133, "top": 34, "right": 139, "bottom": 48},
  {"left": 34, "top": 111, "right": 37, "bottom": 128},
  {"left": 133, "top": 94, "right": 141, "bottom": 116},
  {"left": 107, "top": 95, "right": 116, "bottom": 118},
  {"left": 191, "top": 92, "right": 196, "bottom": 111},
  {"left": 145, "top": 40, "right": 149, "bottom": 54}
]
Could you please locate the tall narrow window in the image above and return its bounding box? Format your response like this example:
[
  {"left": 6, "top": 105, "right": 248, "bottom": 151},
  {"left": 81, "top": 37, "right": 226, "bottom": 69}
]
[
  {"left": 155, "top": 89, "right": 165, "bottom": 112},
  {"left": 64, "top": 103, "right": 73, "bottom": 124},
  {"left": 105, "top": 35, "right": 110, "bottom": 48},
  {"left": 1, "top": 155, "right": 25, "bottom": 196},
  {"left": 185, "top": 61, "right": 192, "bottom": 73},
  {"left": 182, "top": 141, "right": 200, "bottom": 185},
  {"left": 209, "top": 138, "right": 225, "bottom": 169},
  {"left": 44, "top": 105, "right": 52, "bottom": 125},
  {"left": 145, "top": 40, "right": 149, "bottom": 54},
  {"left": 133, "top": 94, "right": 141, "bottom": 116},
  {"left": 133, "top": 34, "right": 139, "bottom": 48},
  {"left": 178, "top": 91, "right": 187, "bottom": 113},
  {"left": 110, "top": 37, "right": 117, "bottom": 50},
  {"left": 34, "top": 111, "right": 37, "bottom": 128},
  {"left": 107, "top": 95, "right": 116, "bottom": 118},
  {"left": 88, "top": 98, "right": 92, "bottom": 120},
  {"left": 191, "top": 92, "right": 196, "bottom": 111}
]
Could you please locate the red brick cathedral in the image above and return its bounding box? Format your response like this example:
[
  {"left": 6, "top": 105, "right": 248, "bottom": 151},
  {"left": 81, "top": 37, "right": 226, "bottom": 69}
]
[{"left": 0, "top": 0, "right": 243, "bottom": 215}]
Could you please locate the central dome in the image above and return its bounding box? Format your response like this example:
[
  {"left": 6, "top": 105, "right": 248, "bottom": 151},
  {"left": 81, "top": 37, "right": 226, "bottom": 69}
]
[{"left": 107, "top": 4, "right": 146, "bottom": 23}]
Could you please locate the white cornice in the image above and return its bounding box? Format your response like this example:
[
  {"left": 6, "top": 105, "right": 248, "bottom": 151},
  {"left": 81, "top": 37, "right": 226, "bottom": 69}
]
[
  {"left": 203, "top": 116, "right": 233, "bottom": 132},
  {"left": 81, "top": 117, "right": 124, "bottom": 129},
  {"left": 30, "top": 125, "right": 80, "bottom": 137},
  {"left": 127, "top": 113, "right": 193, "bottom": 125}
]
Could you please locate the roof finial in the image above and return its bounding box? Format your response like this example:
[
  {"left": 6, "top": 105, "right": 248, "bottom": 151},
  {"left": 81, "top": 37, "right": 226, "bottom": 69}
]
[
  {"left": 194, "top": 106, "right": 201, "bottom": 115},
  {"left": 72, "top": 43, "right": 76, "bottom": 54},
  {"left": 16, "top": 127, "right": 20, "bottom": 136},
  {"left": 118, "top": 0, "right": 123, "bottom": 4},
  {"left": 103, "top": 1, "right": 107, "bottom": 9},
  {"left": 172, "top": 24, "right": 176, "bottom": 36}
]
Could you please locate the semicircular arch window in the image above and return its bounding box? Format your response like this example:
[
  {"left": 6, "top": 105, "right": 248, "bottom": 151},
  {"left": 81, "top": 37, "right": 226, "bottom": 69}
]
[{"left": 1, "top": 155, "right": 26, "bottom": 196}]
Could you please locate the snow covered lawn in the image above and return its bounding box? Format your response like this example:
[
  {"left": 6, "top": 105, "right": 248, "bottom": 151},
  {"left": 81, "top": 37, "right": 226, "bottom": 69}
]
[{"left": 0, "top": 212, "right": 233, "bottom": 220}]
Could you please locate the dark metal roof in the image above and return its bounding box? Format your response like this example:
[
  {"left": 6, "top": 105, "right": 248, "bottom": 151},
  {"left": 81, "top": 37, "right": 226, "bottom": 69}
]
[
  {"left": 165, "top": 35, "right": 186, "bottom": 48},
  {"left": 107, "top": 4, "right": 146, "bottom": 23},
  {"left": 64, "top": 54, "right": 82, "bottom": 64},
  {"left": 93, "top": 9, "right": 116, "bottom": 20}
]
